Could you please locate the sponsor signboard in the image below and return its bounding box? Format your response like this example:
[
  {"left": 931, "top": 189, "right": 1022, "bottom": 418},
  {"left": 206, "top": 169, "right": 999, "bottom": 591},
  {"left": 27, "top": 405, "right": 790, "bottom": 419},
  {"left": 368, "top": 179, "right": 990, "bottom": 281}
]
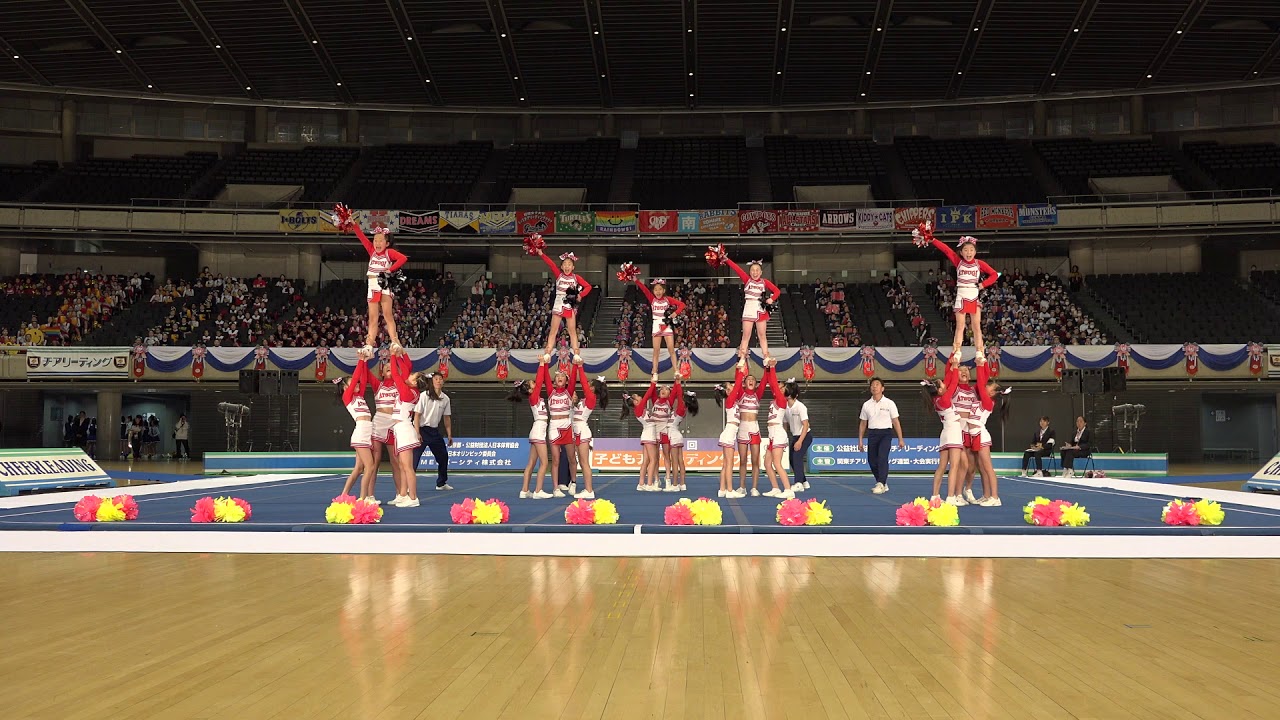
[
  {"left": 935, "top": 205, "right": 976, "bottom": 231},
  {"left": 739, "top": 209, "right": 779, "bottom": 234},
  {"left": 976, "top": 205, "right": 1018, "bottom": 229},
  {"left": 1017, "top": 203, "right": 1058, "bottom": 227},
  {"left": 893, "top": 206, "right": 937, "bottom": 230},
  {"left": 778, "top": 209, "right": 819, "bottom": 232},
  {"left": 279, "top": 209, "right": 340, "bottom": 233},
  {"left": 698, "top": 210, "right": 739, "bottom": 233},
  {"left": 27, "top": 347, "right": 130, "bottom": 379},
  {"left": 856, "top": 208, "right": 895, "bottom": 230},
  {"left": 396, "top": 210, "right": 439, "bottom": 234}
]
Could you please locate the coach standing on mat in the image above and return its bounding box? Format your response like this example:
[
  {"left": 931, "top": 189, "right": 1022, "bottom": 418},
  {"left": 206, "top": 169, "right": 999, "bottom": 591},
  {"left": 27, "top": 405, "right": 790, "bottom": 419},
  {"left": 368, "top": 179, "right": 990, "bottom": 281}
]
[
  {"left": 413, "top": 373, "right": 454, "bottom": 491},
  {"left": 857, "top": 376, "right": 905, "bottom": 495}
]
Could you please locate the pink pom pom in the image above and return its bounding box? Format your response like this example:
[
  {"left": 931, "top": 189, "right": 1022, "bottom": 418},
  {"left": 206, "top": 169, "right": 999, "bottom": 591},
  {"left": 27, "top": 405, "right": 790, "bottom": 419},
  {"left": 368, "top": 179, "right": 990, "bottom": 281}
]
[
  {"left": 523, "top": 233, "right": 546, "bottom": 256},
  {"left": 114, "top": 495, "right": 139, "bottom": 521},
  {"left": 1032, "top": 502, "right": 1064, "bottom": 527},
  {"left": 896, "top": 503, "right": 928, "bottom": 526},
  {"left": 487, "top": 498, "right": 510, "bottom": 524},
  {"left": 664, "top": 504, "right": 694, "bottom": 526},
  {"left": 190, "top": 497, "right": 216, "bottom": 523},
  {"left": 1163, "top": 501, "right": 1201, "bottom": 526},
  {"left": 233, "top": 497, "right": 252, "bottom": 521},
  {"left": 450, "top": 498, "right": 476, "bottom": 525},
  {"left": 73, "top": 495, "right": 103, "bottom": 522},
  {"left": 565, "top": 500, "right": 596, "bottom": 525},
  {"left": 776, "top": 498, "right": 809, "bottom": 527},
  {"left": 350, "top": 500, "right": 382, "bottom": 524},
  {"left": 331, "top": 493, "right": 358, "bottom": 505}
]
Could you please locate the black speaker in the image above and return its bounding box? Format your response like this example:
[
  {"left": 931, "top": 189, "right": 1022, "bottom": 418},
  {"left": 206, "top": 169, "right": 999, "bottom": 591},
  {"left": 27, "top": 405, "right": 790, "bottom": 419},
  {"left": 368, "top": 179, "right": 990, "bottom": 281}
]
[
  {"left": 1082, "top": 369, "right": 1105, "bottom": 394},
  {"left": 239, "top": 369, "right": 258, "bottom": 394},
  {"left": 1061, "top": 369, "right": 1082, "bottom": 394},
  {"left": 1104, "top": 367, "right": 1127, "bottom": 392},
  {"left": 258, "top": 370, "right": 282, "bottom": 396},
  {"left": 280, "top": 370, "right": 299, "bottom": 396}
]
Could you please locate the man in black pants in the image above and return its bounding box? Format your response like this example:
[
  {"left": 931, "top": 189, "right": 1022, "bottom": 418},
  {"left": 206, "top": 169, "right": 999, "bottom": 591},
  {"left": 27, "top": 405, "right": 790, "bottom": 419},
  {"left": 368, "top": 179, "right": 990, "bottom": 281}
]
[
  {"left": 857, "top": 377, "right": 906, "bottom": 494},
  {"left": 412, "top": 374, "right": 454, "bottom": 490},
  {"left": 1022, "top": 416, "right": 1056, "bottom": 477}
]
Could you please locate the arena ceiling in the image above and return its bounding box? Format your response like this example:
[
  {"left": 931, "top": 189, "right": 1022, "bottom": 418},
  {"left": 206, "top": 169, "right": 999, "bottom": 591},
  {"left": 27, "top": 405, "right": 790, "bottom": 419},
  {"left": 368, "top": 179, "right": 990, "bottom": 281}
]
[{"left": 0, "top": 0, "right": 1278, "bottom": 109}]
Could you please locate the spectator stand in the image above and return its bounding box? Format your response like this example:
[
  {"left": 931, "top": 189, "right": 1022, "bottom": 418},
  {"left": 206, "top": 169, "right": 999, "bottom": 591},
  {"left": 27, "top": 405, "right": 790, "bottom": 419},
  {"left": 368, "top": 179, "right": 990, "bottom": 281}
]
[{"left": 0, "top": 272, "right": 146, "bottom": 348}]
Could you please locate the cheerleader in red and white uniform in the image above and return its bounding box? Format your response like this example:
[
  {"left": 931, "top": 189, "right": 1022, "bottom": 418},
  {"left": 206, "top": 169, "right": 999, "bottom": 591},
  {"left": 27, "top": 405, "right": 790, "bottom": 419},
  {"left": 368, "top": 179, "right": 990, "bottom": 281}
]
[
  {"left": 343, "top": 212, "right": 407, "bottom": 353},
  {"left": 967, "top": 355, "right": 1005, "bottom": 506},
  {"left": 512, "top": 358, "right": 551, "bottom": 499},
  {"left": 667, "top": 386, "right": 697, "bottom": 493},
  {"left": 633, "top": 277, "right": 687, "bottom": 379},
  {"left": 535, "top": 248, "right": 593, "bottom": 362},
  {"left": 338, "top": 349, "right": 379, "bottom": 502},
  {"left": 569, "top": 364, "right": 608, "bottom": 500},
  {"left": 948, "top": 361, "right": 978, "bottom": 507},
  {"left": 546, "top": 363, "right": 577, "bottom": 497},
  {"left": 724, "top": 256, "right": 781, "bottom": 361},
  {"left": 638, "top": 374, "right": 678, "bottom": 491},
  {"left": 761, "top": 363, "right": 796, "bottom": 499},
  {"left": 734, "top": 363, "right": 767, "bottom": 496},
  {"left": 659, "top": 377, "right": 685, "bottom": 491},
  {"left": 923, "top": 353, "right": 967, "bottom": 503},
  {"left": 715, "top": 365, "right": 744, "bottom": 498},
  {"left": 369, "top": 358, "right": 405, "bottom": 504},
  {"left": 388, "top": 349, "right": 427, "bottom": 507},
  {"left": 921, "top": 229, "right": 998, "bottom": 355}
]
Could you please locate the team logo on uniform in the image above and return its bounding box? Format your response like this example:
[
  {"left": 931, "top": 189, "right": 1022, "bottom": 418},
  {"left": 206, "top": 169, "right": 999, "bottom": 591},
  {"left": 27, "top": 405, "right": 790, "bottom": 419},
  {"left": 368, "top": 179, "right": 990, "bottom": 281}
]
[{"left": 191, "top": 345, "right": 206, "bottom": 380}]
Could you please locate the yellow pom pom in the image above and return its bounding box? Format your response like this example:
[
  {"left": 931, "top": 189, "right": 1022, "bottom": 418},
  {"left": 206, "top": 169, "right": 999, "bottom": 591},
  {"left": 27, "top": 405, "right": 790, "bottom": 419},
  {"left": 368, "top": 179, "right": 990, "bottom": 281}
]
[
  {"left": 96, "top": 498, "right": 126, "bottom": 522},
  {"left": 213, "top": 497, "right": 246, "bottom": 523},
  {"left": 912, "top": 497, "right": 931, "bottom": 508},
  {"left": 1194, "top": 499, "right": 1225, "bottom": 526},
  {"left": 592, "top": 499, "right": 620, "bottom": 525},
  {"left": 805, "top": 500, "right": 833, "bottom": 526},
  {"left": 472, "top": 500, "right": 504, "bottom": 525},
  {"left": 325, "top": 501, "right": 354, "bottom": 524},
  {"left": 689, "top": 499, "right": 723, "bottom": 526},
  {"left": 927, "top": 502, "right": 960, "bottom": 527},
  {"left": 1059, "top": 503, "right": 1090, "bottom": 527}
]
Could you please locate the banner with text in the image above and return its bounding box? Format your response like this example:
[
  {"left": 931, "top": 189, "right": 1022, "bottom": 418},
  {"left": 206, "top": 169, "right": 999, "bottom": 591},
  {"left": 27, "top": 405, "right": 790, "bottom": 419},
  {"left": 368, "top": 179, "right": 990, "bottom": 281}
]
[
  {"left": 479, "top": 210, "right": 516, "bottom": 235},
  {"left": 698, "top": 210, "right": 740, "bottom": 233},
  {"left": 417, "top": 438, "right": 528, "bottom": 471},
  {"left": 807, "top": 437, "right": 944, "bottom": 474},
  {"left": 595, "top": 210, "right": 638, "bottom": 234},
  {"left": 779, "top": 209, "right": 820, "bottom": 232},
  {"left": 1017, "top": 203, "right": 1059, "bottom": 227},
  {"left": 555, "top": 211, "right": 596, "bottom": 234},
  {"left": 355, "top": 209, "right": 399, "bottom": 234},
  {"left": 677, "top": 211, "right": 701, "bottom": 233},
  {"left": 279, "top": 210, "right": 340, "bottom": 234},
  {"left": 27, "top": 347, "right": 130, "bottom": 379},
  {"left": 640, "top": 210, "right": 679, "bottom": 233},
  {"left": 590, "top": 438, "right": 785, "bottom": 472},
  {"left": 856, "top": 208, "right": 895, "bottom": 231},
  {"left": 935, "top": 205, "right": 976, "bottom": 231},
  {"left": 439, "top": 210, "right": 480, "bottom": 234},
  {"left": 0, "top": 448, "right": 114, "bottom": 495},
  {"left": 396, "top": 210, "right": 439, "bottom": 234},
  {"left": 739, "top": 209, "right": 778, "bottom": 234},
  {"left": 820, "top": 208, "right": 859, "bottom": 231},
  {"left": 976, "top": 205, "right": 1018, "bottom": 229},
  {"left": 516, "top": 211, "right": 553, "bottom": 235},
  {"left": 893, "top": 206, "right": 937, "bottom": 230}
]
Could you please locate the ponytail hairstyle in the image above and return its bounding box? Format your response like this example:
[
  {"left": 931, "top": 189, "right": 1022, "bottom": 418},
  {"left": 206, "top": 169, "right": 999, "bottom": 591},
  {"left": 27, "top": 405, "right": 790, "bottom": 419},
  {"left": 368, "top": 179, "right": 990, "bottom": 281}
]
[
  {"left": 920, "top": 378, "right": 942, "bottom": 415},
  {"left": 619, "top": 392, "right": 637, "bottom": 421},
  {"left": 506, "top": 379, "right": 532, "bottom": 403},
  {"left": 591, "top": 376, "right": 610, "bottom": 411},
  {"left": 414, "top": 372, "right": 431, "bottom": 393},
  {"left": 713, "top": 383, "right": 729, "bottom": 408},
  {"left": 782, "top": 377, "right": 801, "bottom": 400},
  {"left": 993, "top": 382, "right": 1012, "bottom": 422},
  {"left": 683, "top": 390, "right": 700, "bottom": 417},
  {"left": 333, "top": 377, "right": 348, "bottom": 404}
]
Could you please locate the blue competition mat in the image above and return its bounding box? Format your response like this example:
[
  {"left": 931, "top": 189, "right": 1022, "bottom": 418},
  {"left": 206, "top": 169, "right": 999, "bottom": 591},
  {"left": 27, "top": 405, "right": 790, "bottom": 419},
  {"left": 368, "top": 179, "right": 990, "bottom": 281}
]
[{"left": 1, "top": 472, "right": 1278, "bottom": 536}]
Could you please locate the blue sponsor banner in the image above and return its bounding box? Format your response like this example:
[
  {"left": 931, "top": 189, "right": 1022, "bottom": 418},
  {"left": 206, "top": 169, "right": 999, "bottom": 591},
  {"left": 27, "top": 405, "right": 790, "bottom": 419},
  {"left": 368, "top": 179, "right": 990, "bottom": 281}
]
[
  {"left": 418, "top": 438, "right": 528, "bottom": 471},
  {"left": 807, "top": 437, "right": 942, "bottom": 474},
  {"left": 677, "top": 211, "right": 701, "bottom": 233},
  {"left": 1017, "top": 203, "right": 1058, "bottom": 227},
  {"left": 935, "top": 205, "right": 976, "bottom": 231}
]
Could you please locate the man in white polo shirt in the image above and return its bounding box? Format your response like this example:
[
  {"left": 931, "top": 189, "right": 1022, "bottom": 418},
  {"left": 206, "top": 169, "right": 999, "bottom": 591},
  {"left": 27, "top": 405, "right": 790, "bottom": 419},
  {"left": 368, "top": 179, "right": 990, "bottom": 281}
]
[{"left": 857, "top": 376, "right": 906, "bottom": 494}]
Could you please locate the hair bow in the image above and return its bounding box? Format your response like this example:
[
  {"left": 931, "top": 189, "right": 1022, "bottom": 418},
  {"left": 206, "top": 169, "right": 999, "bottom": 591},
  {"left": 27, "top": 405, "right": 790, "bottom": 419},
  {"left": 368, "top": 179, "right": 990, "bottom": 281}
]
[
  {"left": 957, "top": 235, "right": 978, "bottom": 247},
  {"left": 650, "top": 278, "right": 666, "bottom": 286},
  {"left": 370, "top": 222, "right": 390, "bottom": 235},
  {"left": 559, "top": 252, "right": 579, "bottom": 262}
]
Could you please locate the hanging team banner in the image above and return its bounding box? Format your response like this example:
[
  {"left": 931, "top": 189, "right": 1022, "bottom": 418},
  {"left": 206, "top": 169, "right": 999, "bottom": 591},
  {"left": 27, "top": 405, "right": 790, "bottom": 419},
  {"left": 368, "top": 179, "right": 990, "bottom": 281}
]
[
  {"left": 986, "top": 344, "right": 1002, "bottom": 377},
  {"left": 677, "top": 345, "right": 693, "bottom": 378},
  {"left": 922, "top": 344, "right": 939, "bottom": 378},
  {"left": 479, "top": 210, "right": 516, "bottom": 234},
  {"left": 595, "top": 211, "right": 638, "bottom": 234},
  {"left": 640, "top": 210, "right": 679, "bottom": 233},
  {"left": 396, "top": 210, "right": 439, "bottom": 234},
  {"left": 437, "top": 345, "right": 451, "bottom": 378},
  {"left": 677, "top": 211, "right": 701, "bottom": 233},
  {"left": 355, "top": 210, "right": 399, "bottom": 234},
  {"left": 516, "top": 211, "right": 553, "bottom": 235},
  {"left": 191, "top": 345, "right": 206, "bottom": 379},
  {"left": 820, "top": 208, "right": 859, "bottom": 231},
  {"left": 860, "top": 345, "right": 876, "bottom": 377},
  {"left": 132, "top": 344, "right": 147, "bottom": 379},
  {"left": 1184, "top": 342, "right": 1200, "bottom": 376},
  {"left": 616, "top": 345, "right": 632, "bottom": 381},
  {"left": 935, "top": 205, "right": 977, "bottom": 231},
  {"left": 857, "top": 208, "right": 895, "bottom": 230},
  {"left": 495, "top": 347, "right": 510, "bottom": 380},
  {"left": 779, "top": 209, "right": 819, "bottom": 232},
  {"left": 1115, "top": 343, "right": 1131, "bottom": 374},
  {"left": 279, "top": 210, "right": 340, "bottom": 233},
  {"left": 698, "top": 210, "right": 739, "bottom": 233},
  {"left": 976, "top": 205, "right": 1018, "bottom": 229},
  {"left": 1052, "top": 344, "right": 1067, "bottom": 378},
  {"left": 800, "top": 345, "right": 816, "bottom": 381},
  {"left": 1017, "top": 204, "right": 1058, "bottom": 227},
  {"left": 893, "top": 206, "right": 936, "bottom": 231},
  {"left": 439, "top": 210, "right": 480, "bottom": 234},
  {"left": 253, "top": 346, "right": 269, "bottom": 371},
  {"left": 739, "top": 209, "right": 778, "bottom": 234},
  {"left": 314, "top": 346, "right": 329, "bottom": 383},
  {"left": 1249, "top": 342, "right": 1264, "bottom": 376},
  {"left": 554, "top": 211, "right": 595, "bottom": 234},
  {"left": 26, "top": 347, "right": 130, "bottom": 379}
]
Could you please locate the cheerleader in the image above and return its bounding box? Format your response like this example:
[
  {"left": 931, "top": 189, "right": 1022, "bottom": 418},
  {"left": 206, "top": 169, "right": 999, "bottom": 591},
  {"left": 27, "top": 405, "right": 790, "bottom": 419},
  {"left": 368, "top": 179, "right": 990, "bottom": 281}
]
[
  {"left": 513, "top": 360, "right": 551, "bottom": 499},
  {"left": 734, "top": 363, "right": 767, "bottom": 496},
  {"left": 948, "top": 360, "right": 978, "bottom": 507},
  {"left": 922, "top": 230, "right": 998, "bottom": 355},
  {"left": 923, "top": 353, "right": 966, "bottom": 503},
  {"left": 546, "top": 362, "right": 577, "bottom": 497},
  {"left": 724, "top": 256, "right": 781, "bottom": 361},
  {"left": 535, "top": 247, "right": 593, "bottom": 361},
  {"left": 370, "top": 357, "right": 404, "bottom": 504},
  {"left": 637, "top": 374, "right": 678, "bottom": 491},
  {"left": 619, "top": 392, "right": 655, "bottom": 491},
  {"left": 569, "top": 364, "right": 608, "bottom": 500},
  {"left": 343, "top": 211, "right": 407, "bottom": 352},
  {"left": 968, "top": 355, "right": 1004, "bottom": 506},
  {"left": 387, "top": 349, "right": 427, "bottom": 507},
  {"left": 659, "top": 377, "right": 685, "bottom": 491},
  {"left": 668, "top": 388, "right": 697, "bottom": 493},
  {"left": 338, "top": 349, "right": 378, "bottom": 501},
  {"left": 715, "top": 360, "right": 748, "bottom": 498},
  {"left": 633, "top": 277, "right": 687, "bottom": 379},
  {"left": 761, "top": 363, "right": 796, "bottom": 499}
]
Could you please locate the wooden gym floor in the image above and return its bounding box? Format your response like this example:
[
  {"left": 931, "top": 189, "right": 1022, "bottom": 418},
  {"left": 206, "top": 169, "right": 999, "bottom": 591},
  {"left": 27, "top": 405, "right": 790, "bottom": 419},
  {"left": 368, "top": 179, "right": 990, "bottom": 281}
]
[{"left": 3, "top": 553, "right": 1278, "bottom": 720}]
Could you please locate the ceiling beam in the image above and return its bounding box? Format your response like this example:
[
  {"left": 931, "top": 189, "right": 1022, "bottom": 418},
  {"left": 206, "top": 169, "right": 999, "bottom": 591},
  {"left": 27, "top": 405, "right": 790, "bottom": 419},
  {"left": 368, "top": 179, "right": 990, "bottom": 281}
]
[
  {"left": 769, "top": 0, "right": 796, "bottom": 105},
  {"left": 0, "top": 35, "right": 51, "bottom": 86},
  {"left": 484, "top": 0, "right": 528, "bottom": 106},
  {"left": 1137, "top": 0, "right": 1205, "bottom": 88},
  {"left": 279, "top": 0, "right": 354, "bottom": 103},
  {"left": 946, "top": 0, "right": 997, "bottom": 99},
  {"left": 583, "top": 0, "right": 613, "bottom": 108},
  {"left": 1246, "top": 31, "right": 1280, "bottom": 80},
  {"left": 683, "top": 0, "right": 697, "bottom": 107},
  {"left": 1038, "top": 0, "right": 1100, "bottom": 94},
  {"left": 858, "top": 0, "right": 894, "bottom": 100},
  {"left": 62, "top": 0, "right": 158, "bottom": 92},
  {"left": 174, "top": 0, "right": 260, "bottom": 100},
  {"left": 383, "top": 0, "right": 443, "bottom": 105}
]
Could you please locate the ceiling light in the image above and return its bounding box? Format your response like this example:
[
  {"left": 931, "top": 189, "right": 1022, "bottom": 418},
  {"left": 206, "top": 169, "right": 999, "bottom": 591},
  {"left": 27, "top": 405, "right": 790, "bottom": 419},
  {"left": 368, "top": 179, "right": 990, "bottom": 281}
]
[
  {"left": 500, "top": 33, "right": 507, "bottom": 38},
  {"left": 687, "top": 28, "right": 692, "bottom": 33},
  {"left": 215, "top": 44, "right": 221, "bottom": 49},
  {"left": 336, "top": 82, "right": 342, "bottom": 86},
  {"left": 312, "top": 40, "right": 318, "bottom": 44},
  {"left": 115, "top": 49, "right": 122, "bottom": 54},
  {"left": 781, "top": 27, "right": 787, "bottom": 32},
  {"left": 245, "top": 86, "right": 251, "bottom": 90},
  {"left": 688, "top": 72, "right": 693, "bottom": 76},
  {"left": 519, "top": 96, "right": 525, "bottom": 100},
  {"left": 876, "top": 27, "right": 882, "bottom": 32},
  {"left": 600, "top": 74, "right": 605, "bottom": 77},
  {"left": 689, "top": 93, "right": 694, "bottom": 97},
  {"left": 11, "top": 55, "right": 17, "bottom": 59},
  {"left": 593, "top": 30, "right": 599, "bottom": 35},
  {"left": 425, "top": 79, "right": 431, "bottom": 82},
  {"left": 974, "top": 27, "right": 979, "bottom": 31},
  {"left": 1146, "top": 74, "right": 1152, "bottom": 78},
  {"left": 1176, "top": 30, "right": 1183, "bottom": 34},
  {"left": 514, "top": 75, "right": 519, "bottom": 79},
  {"left": 860, "top": 92, "right": 866, "bottom": 97},
  {"left": 407, "top": 36, "right": 413, "bottom": 41},
  {"left": 776, "top": 70, "right": 782, "bottom": 74},
  {"left": 957, "top": 71, "right": 963, "bottom": 75},
  {"left": 1073, "top": 28, "right": 1079, "bottom": 33},
  {"left": 866, "top": 71, "right": 871, "bottom": 75},
  {"left": 1050, "top": 72, "right": 1056, "bottom": 77},
  {"left": 147, "top": 84, "right": 153, "bottom": 88}
]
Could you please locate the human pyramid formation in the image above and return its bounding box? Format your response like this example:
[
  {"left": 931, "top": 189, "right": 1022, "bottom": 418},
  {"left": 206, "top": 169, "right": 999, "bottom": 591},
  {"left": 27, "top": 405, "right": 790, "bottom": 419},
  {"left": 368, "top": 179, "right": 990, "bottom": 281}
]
[{"left": 328, "top": 204, "right": 1007, "bottom": 511}]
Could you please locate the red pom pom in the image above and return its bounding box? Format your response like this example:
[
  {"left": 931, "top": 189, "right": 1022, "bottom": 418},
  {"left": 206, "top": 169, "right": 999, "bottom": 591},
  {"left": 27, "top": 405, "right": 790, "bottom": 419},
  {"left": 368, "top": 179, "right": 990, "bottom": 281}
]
[
  {"left": 1031, "top": 502, "right": 1064, "bottom": 527},
  {"left": 911, "top": 221, "right": 934, "bottom": 248},
  {"left": 450, "top": 498, "right": 477, "bottom": 524},
  {"left": 895, "top": 503, "right": 928, "bottom": 526},
  {"left": 565, "top": 500, "right": 596, "bottom": 525},
  {"left": 190, "top": 497, "right": 216, "bottom": 523},
  {"left": 704, "top": 243, "right": 727, "bottom": 269},
  {"left": 487, "top": 498, "right": 511, "bottom": 524},
  {"left": 114, "top": 494, "right": 139, "bottom": 521},
  {"left": 331, "top": 203, "right": 354, "bottom": 232},
  {"left": 331, "top": 493, "right": 358, "bottom": 505},
  {"left": 523, "top": 233, "right": 546, "bottom": 256},
  {"left": 233, "top": 497, "right": 252, "bottom": 521},
  {"left": 350, "top": 500, "right": 382, "bottom": 524},
  {"left": 776, "top": 498, "right": 809, "bottom": 526},
  {"left": 664, "top": 503, "right": 694, "bottom": 526},
  {"left": 73, "top": 495, "right": 103, "bottom": 522},
  {"left": 616, "top": 262, "right": 642, "bottom": 284}
]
